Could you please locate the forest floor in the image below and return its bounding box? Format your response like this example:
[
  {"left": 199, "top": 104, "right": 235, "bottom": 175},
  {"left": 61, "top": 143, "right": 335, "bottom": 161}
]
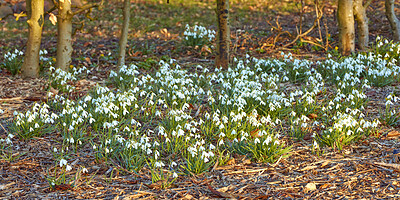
[{"left": 1, "top": 0, "right": 400, "bottom": 199}]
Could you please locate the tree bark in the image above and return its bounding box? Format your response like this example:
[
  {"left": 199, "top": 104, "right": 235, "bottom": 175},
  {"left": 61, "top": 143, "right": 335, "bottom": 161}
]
[
  {"left": 215, "top": 0, "right": 230, "bottom": 69},
  {"left": 353, "top": 0, "right": 369, "bottom": 50},
  {"left": 385, "top": 0, "right": 400, "bottom": 41},
  {"left": 338, "top": 0, "right": 355, "bottom": 55},
  {"left": 56, "top": 0, "right": 74, "bottom": 71},
  {"left": 21, "top": 0, "right": 44, "bottom": 78},
  {"left": 117, "top": 0, "right": 131, "bottom": 68}
]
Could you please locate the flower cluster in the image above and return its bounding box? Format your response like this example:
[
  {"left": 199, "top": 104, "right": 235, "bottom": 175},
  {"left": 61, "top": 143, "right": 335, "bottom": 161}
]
[
  {"left": 49, "top": 66, "right": 90, "bottom": 92},
  {"left": 11, "top": 103, "right": 58, "bottom": 139},
  {"left": 317, "top": 109, "right": 379, "bottom": 150},
  {"left": 1, "top": 49, "right": 24, "bottom": 75},
  {"left": 381, "top": 93, "right": 400, "bottom": 127},
  {"left": 8, "top": 40, "right": 400, "bottom": 185},
  {"left": 183, "top": 24, "right": 216, "bottom": 47}
]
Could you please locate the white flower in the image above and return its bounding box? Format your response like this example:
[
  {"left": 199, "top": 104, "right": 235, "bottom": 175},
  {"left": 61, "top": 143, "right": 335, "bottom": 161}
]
[
  {"left": 171, "top": 161, "right": 177, "bottom": 168},
  {"left": 155, "top": 161, "right": 165, "bottom": 168},
  {"left": 313, "top": 140, "right": 319, "bottom": 149},
  {"left": 60, "top": 159, "right": 67, "bottom": 167},
  {"left": 66, "top": 165, "right": 72, "bottom": 171}
]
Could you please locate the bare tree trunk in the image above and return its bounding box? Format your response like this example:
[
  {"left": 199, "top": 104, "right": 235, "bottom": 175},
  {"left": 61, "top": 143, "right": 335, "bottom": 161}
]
[
  {"left": 56, "top": 0, "right": 73, "bottom": 71},
  {"left": 117, "top": 0, "right": 131, "bottom": 68},
  {"left": 21, "top": 0, "right": 44, "bottom": 78},
  {"left": 337, "top": 0, "right": 355, "bottom": 55},
  {"left": 215, "top": 0, "right": 230, "bottom": 69},
  {"left": 353, "top": 0, "right": 369, "bottom": 50},
  {"left": 385, "top": 0, "right": 400, "bottom": 41}
]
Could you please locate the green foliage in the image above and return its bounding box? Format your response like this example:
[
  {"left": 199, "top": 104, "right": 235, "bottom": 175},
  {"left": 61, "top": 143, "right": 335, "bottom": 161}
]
[
  {"left": 380, "top": 94, "right": 400, "bottom": 127},
  {"left": 10, "top": 103, "right": 58, "bottom": 140},
  {"left": 230, "top": 128, "right": 291, "bottom": 163},
  {"left": 316, "top": 111, "right": 379, "bottom": 151},
  {"left": 183, "top": 24, "right": 215, "bottom": 47},
  {"left": 1, "top": 49, "right": 23, "bottom": 75},
  {"left": 137, "top": 58, "right": 158, "bottom": 70},
  {"left": 183, "top": 142, "right": 217, "bottom": 174}
]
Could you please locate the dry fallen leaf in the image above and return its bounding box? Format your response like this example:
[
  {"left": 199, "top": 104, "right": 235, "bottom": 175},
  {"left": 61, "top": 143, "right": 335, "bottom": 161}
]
[
  {"left": 319, "top": 183, "right": 330, "bottom": 189},
  {"left": 226, "top": 158, "right": 235, "bottom": 165},
  {"left": 250, "top": 129, "right": 260, "bottom": 137},
  {"left": 321, "top": 160, "right": 330, "bottom": 168},
  {"left": 308, "top": 113, "right": 318, "bottom": 119},
  {"left": 387, "top": 130, "right": 400, "bottom": 138},
  {"left": 183, "top": 194, "right": 194, "bottom": 199},
  {"left": 300, "top": 165, "right": 318, "bottom": 171},
  {"left": 49, "top": 13, "right": 57, "bottom": 25},
  {"left": 201, "top": 45, "right": 212, "bottom": 54},
  {"left": 54, "top": 184, "right": 73, "bottom": 191},
  {"left": 304, "top": 182, "right": 317, "bottom": 192},
  {"left": 85, "top": 57, "right": 92, "bottom": 65},
  {"left": 207, "top": 184, "right": 237, "bottom": 199},
  {"left": 242, "top": 159, "right": 251, "bottom": 165},
  {"left": 49, "top": 87, "right": 59, "bottom": 96}
]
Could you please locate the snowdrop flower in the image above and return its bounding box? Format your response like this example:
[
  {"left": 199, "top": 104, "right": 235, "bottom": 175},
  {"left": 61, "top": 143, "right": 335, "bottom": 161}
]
[
  {"left": 313, "top": 140, "right": 319, "bottom": 149},
  {"left": 171, "top": 161, "right": 177, "bottom": 168},
  {"left": 155, "top": 161, "right": 165, "bottom": 168},
  {"left": 60, "top": 159, "right": 67, "bottom": 167}
]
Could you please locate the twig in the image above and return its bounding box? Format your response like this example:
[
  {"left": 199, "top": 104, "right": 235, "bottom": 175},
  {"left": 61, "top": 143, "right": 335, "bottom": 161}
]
[
  {"left": 0, "top": 97, "right": 22, "bottom": 102},
  {"left": 276, "top": 1, "right": 325, "bottom": 50},
  {"left": 373, "top": 162, "right": 400, "bottom": 170},
  {"left": 0, "top": 123, "right": 8, "bottom": 134},
  {"left": 72, "top": 0, "right": 104, "bottom": 16}
]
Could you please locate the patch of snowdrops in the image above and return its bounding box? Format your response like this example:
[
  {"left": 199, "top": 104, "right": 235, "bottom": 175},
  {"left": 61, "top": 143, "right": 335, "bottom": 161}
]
[
  {"left": 9, "top": 38, "right": 400, "bottom": 187},
  {"left": 380, "top": 93, "right": 400, "bottom": 127},
  {"left": 183, "top": 24, "right": 216, "bottom": 47}
]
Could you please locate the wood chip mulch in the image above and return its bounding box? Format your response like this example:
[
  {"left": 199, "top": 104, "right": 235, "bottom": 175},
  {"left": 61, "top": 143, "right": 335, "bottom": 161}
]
[{"left": 0, "top": 137, "right": 400, "bottom": 199}]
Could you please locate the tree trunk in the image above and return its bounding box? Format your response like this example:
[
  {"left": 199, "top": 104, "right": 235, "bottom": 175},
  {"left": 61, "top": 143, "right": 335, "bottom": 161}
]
[
  {"left": 21, "top": 0, "right": 44, "bottom": 78},
  {"left": 337, "top": 0, "right": 355, "bottom": 55},
  {"left": 385, "top": 0, "right": 400, "bottom": 41},
  {"left": 56, "top": 0, "right": 73, "bottom": 71},
  {"left": 353, "top": 0, "right": 369, "bottom": 50},
  {"left": 117, "top": 0, "right": 131, "bottom": 68},
  {"left": 215, "top": 0, "right": 230, "bottom": 69}
]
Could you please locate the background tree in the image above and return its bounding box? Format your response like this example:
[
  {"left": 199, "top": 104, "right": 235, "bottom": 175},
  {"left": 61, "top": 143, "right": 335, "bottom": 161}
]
[
  {"left": 385, "top": 0, "right": 400, "bottom": 41},
  {"left": 353, "top": 0, "right": 371, "bottom": 50},
  {"left": 215, "top": 0, "right": 230, "bottom": 69},
  {"left": 337, "top": 0, "right": 355, "bottom": 55},
  {"left": 0, "top": 1, "right": 13, "bottom": 20},
  {"left": 21, "top": 0, "right": 45, "bottom": 78},
  {"left": 56, "top": 0, "right": 74, "bottom": 71},
  {"left": 117, "top": 0, "right": 130, "bottom": 68},
  {"left": 55, "top": 0, "right": 103, "bottom": 71}
]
